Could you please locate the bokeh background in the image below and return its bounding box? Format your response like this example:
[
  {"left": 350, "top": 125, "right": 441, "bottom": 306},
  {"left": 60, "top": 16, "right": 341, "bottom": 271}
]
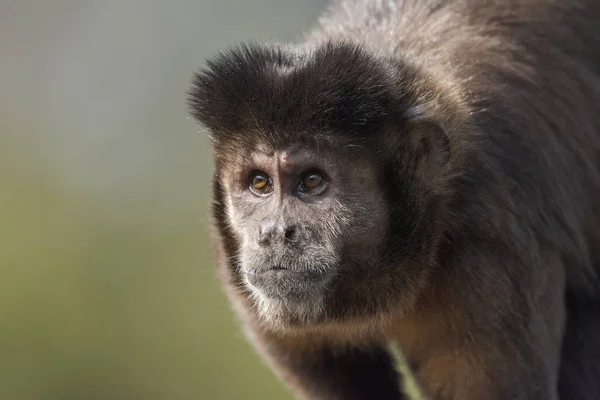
[{"left": 0, "top": 1, "right": 325, "bottom": 398}]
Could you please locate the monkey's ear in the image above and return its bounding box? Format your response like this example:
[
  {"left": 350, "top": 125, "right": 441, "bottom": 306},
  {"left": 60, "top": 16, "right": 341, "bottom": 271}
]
[{"left": 406, "top": 118, "right": 452, "bottom": 166}]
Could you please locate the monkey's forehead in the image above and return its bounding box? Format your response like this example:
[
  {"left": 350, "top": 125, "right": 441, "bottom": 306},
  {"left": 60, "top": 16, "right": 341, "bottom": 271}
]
[
  {"left": 211, "top": 128, "right": 363, "bottom": 158},
  {"left": 187, "top": 41, "right": 415, "bottom": 143},
  {"left": 214, "top": 139, "right": 362, "bottom": 172}
]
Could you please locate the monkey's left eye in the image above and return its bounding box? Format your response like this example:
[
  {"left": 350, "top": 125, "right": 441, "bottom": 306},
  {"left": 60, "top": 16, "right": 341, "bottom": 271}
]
[
  {"left": 302, "top": 172, "right": 322, "bottom": 188},
  {"left": 298, "top": 170, "right": 327, "bottom": 195}
]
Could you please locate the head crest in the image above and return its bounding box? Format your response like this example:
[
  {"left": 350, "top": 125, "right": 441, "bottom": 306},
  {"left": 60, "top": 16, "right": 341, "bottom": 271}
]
[{"left": 187, "top": 41, "right": 407, "bottom": 143}]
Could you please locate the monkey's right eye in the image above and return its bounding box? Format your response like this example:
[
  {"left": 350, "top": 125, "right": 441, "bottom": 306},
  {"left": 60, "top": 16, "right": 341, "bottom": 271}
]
[{"left": 249, "top": 170, "right": 273, "bottom": 196}]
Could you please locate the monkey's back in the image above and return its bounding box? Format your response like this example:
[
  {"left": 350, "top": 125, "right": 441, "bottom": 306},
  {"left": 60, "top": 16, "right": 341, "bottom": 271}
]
[{"left": 309, "top": 0, "right": 600, "bottom": 291}]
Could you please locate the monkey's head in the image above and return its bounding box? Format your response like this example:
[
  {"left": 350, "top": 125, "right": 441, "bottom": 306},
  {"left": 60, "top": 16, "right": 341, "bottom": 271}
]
[{"left": 188, "top": 41, "right": 458, "bottom": 333}]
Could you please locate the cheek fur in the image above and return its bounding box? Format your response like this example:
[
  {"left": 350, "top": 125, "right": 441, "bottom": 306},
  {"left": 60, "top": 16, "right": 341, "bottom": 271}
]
[{"left": 225, "top": 195, "right": 237, "bottom": 230}]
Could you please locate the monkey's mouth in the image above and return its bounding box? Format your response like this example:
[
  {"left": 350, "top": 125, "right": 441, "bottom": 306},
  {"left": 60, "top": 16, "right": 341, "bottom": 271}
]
[{"left": 244, "top": 265, "right": 332, "bottom": 300}]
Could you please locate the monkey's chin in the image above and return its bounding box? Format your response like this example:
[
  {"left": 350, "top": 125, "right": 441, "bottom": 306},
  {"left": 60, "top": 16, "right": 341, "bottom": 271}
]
[{"left": 243, "top": 269, "right": 333, "bottom": 328}]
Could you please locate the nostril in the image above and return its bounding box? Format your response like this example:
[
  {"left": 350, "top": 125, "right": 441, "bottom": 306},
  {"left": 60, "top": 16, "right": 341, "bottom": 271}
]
[{"left": 283, "top": 225, "right": 296, "bottom": 241}]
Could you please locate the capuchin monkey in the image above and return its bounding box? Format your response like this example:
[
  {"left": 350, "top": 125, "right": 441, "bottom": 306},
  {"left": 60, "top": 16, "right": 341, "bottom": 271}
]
[{"left": 187, "top": 0, "right": 600, "bottom": 399}]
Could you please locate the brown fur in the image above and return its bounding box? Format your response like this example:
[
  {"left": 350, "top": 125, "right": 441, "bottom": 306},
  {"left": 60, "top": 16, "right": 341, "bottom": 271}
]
[{"left": 188, "top": 0, "right": 600, "bottom": 399}]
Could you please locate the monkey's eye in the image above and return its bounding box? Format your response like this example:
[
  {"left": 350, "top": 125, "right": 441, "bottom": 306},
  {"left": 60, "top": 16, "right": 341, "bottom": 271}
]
[
  {"left": 298, "top": 170, "right": 327, "bottom": 195},
  {"left": 302, "top": 172, "right": 322, "bottom": 188},
  {"left": 249, "top": 170, "right": 273, "bottom": 195}
]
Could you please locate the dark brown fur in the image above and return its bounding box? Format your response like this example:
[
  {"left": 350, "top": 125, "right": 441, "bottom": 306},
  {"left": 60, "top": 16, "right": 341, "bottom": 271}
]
[{"left": 188, "top": 0, "right": 600, "bottom": 399}]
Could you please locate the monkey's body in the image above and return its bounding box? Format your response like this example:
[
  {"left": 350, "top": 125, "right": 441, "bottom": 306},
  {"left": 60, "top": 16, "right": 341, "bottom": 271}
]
[{"left": 189, "top": 0, "right": 600, "bottom": 399}]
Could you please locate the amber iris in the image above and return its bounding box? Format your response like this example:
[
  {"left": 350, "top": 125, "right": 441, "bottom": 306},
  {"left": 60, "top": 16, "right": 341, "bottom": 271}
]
[
  {"left": 249, "top": 170, "right": 272, "bottom": 195},
  {"left": 302, "top": 172, "right": 323, "bottom": 189}
]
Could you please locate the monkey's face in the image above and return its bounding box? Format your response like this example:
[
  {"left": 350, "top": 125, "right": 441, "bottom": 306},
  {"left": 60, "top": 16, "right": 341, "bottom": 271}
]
[
  {"left": 191, "top": 43, "right": 447, "bottom": 331},
  {"left": 220, "top": 142, "right": 389, "bottom": 326}
]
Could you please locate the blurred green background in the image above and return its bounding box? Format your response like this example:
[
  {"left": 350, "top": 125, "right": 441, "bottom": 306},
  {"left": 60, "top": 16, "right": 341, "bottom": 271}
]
[{"left": 0, "top": 1, "right": 324, "bottom": 398}]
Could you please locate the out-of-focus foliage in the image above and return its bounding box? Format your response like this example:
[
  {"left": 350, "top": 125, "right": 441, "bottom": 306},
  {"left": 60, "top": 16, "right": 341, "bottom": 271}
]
[{"left": 0, "top": 1, "right": 322, "bottom": 398}]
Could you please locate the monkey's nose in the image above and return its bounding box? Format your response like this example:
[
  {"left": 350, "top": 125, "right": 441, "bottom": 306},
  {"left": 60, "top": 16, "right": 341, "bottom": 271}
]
[{"left": 258, "top": 221, "right": 297, "bottom": 246}]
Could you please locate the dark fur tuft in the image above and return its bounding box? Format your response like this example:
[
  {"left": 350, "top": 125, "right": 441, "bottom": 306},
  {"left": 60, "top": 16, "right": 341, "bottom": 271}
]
[{"left": 187, "top": 41, "right": 410, "bottom": 142}]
